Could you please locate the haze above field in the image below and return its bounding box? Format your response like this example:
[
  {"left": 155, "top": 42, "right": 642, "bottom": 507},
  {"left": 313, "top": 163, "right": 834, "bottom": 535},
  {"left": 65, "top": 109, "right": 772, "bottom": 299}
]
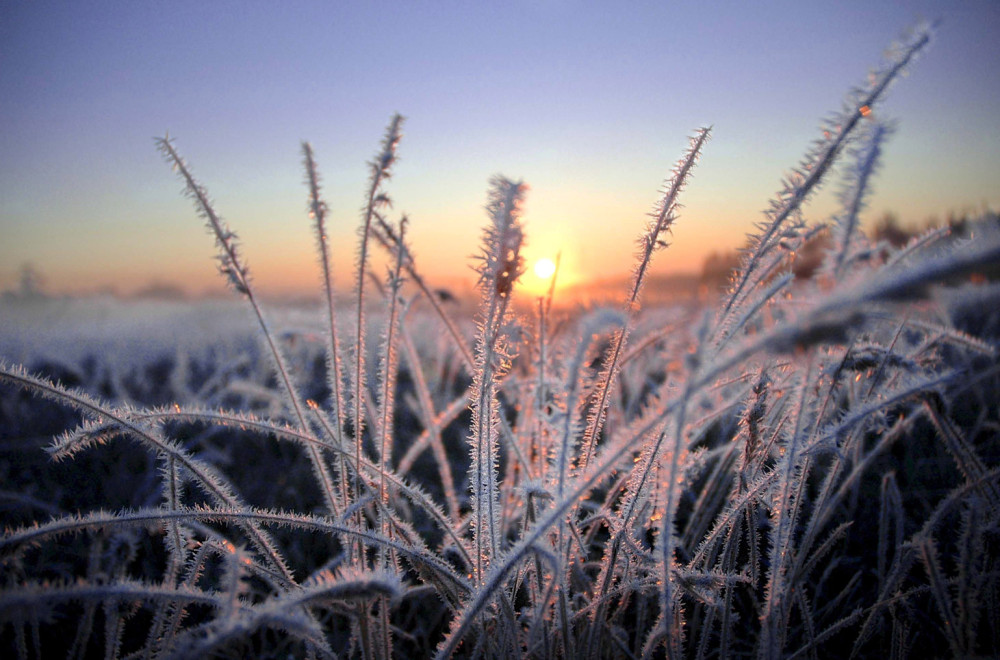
[{"left": 1, "top": 1, "right": 998, "bottom": 298}]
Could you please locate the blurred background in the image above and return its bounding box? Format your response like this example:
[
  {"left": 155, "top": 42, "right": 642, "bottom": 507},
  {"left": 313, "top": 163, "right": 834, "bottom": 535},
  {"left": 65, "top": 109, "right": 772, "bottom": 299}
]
[{"left": 2, "top": 0, "right": 997, "bottom": 301}]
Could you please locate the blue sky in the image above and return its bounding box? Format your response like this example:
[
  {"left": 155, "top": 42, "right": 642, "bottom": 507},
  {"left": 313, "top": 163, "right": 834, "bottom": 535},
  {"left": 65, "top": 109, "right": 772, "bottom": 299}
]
[{"left": 1, "top": 1, "right": 998, "bottom": 296}]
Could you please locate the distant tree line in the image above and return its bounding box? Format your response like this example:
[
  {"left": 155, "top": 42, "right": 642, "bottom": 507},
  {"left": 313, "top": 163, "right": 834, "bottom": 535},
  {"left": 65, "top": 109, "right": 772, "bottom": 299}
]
[{"left": 700, "top": 210, "right": 1000, "bottom": 288}]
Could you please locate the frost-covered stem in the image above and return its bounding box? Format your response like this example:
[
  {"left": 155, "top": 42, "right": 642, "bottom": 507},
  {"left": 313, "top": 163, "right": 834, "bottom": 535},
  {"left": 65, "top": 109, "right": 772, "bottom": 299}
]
[
  {"left": 584, "top": 416, "right": 669, "bottom": 658},
  {"left": 578, "top": 127, "right": 710, "bottom": 472},
  {"left": 435, "top": 383, "right": 680, "bottom": 660},
  {"left": 657, "top": 390, "right": 690, "bottom": 660},
  {"left": 299, "top": 404, "right": 472, "bottom": 570},
  {"left": 472, "top": 292, "right": 504, "bottom": 584},
  {"left": 830, "top": 122, "right": 889, "bottom": 278},
  {"left": 555, "top": 311, "right": 624, "bottom": 500},
  {"left": 303, "top": 141, "right": 351, "bottom": 514},
  {"left": 575, "top": 128, "right": 709, "bottom": 657},
  {"left": 529, "top": 253, "right": 561, "bottom": 482},
  {"left": 918, "top": 537, "right": 965, "bottom": 657},
  {"left": 722, "top": 22, "right": 932, "bottom": 317},
  {"left": 585, "top": 367, "right": 694, "bottom": 659},
  {"left": 0, "top": 363, "right": 296, "bottom": 585},
  {"left": 553, "top": 314, "right": 623, "bottom": 659},
  {"left": 532, "top": 252, "right": 561, "bottom": 479},
  {"left": 157, "top": 137, "right": 339, "bottom": 517},
  {"left": 468, "top": 177, "right": 526, "bottom": 586},
  {"left": 545, "top": 250, "right": 561, "bottom": 316},
  {"left": 374, "top": 212, "right": 531, "bottom": 487},
  {"left": 370, "top": 217, "right": 475, "bottom": 369},
  {"left": 400, "top": 321, "right": 461, "bottom": 520},
  {"left": 533, "top": 297, "right": 548, "bottom": 481},
  {"left": 353, "top": 115, "right": 403, "bottom": 555},
  {"left": 394, "top": 393, "right": 467, "bottom": 478},
  {"left": 760, "top": 361, "right": 814, "bottom": 659},
  {"left": 377, "top": 216, "right": 408, "bottom": 544},
  {"left": 145, "top": 455, "right": 186, "bottom": 660}
]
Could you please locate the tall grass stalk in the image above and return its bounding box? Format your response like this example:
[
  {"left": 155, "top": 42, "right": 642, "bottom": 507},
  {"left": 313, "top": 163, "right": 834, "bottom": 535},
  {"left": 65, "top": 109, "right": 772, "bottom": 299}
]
[
  {"left": 303, "top": 142, "right": 352, "bottom": 514},
  {"left": 468, "top": 177, "right": 527, "bottom": 586},
  {"left": 353, "top": 115, "right": 404, "bottom": 542},
  {"left": 578, "top": 127, "right": 710, "bottom": 473}
]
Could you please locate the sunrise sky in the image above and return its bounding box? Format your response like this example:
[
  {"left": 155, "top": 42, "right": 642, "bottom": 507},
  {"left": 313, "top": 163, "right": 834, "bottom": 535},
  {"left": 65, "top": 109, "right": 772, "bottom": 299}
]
[{"left": 2, "top": 1, "right": 998, "bottom": 298}]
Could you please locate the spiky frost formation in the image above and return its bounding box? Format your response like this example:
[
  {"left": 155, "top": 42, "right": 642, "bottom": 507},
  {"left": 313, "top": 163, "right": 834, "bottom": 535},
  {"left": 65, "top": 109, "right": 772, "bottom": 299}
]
[
  {"left": 825, "top": 121, "right": 893, "bottom": 279},
  {"left": 351, "top": 114, "right": 404, "bottom": 536},
  {"left": 629, "top": 126, "right": 712, "bottom": 311},
  {"left": 376, "top": 215, "right": 409, "bottom": 539},
  {"left": 467, "top": 177, "right": 527, "bottom": 586},
  {"left": 302, "top": 142, "right": 352, "bottom": 513},
  {"left": 578, "top": 127, "right": 710, "bottom": 472},
  {"left": 158, "top": 136, "right": 340, "bottom": 521},
  {"left": 721, "top": 21, "right": 934, "bottom": 319},
  {"left": 475, "top": 176, "right": 527, "bottom": 301},
  {"left": 156, "top": 136, "right": 251, "bottom": 296}
]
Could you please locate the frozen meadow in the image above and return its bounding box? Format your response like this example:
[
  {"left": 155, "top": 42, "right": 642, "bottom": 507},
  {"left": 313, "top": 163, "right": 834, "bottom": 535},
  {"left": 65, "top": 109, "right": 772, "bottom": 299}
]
[{"left": 2, "top": 21, "right": 1000, "bottom": 659}]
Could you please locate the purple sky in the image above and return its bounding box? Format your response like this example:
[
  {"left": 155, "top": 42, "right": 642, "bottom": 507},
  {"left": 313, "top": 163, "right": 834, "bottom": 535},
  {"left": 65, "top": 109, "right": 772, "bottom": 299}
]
[{"left": 2, "top": 1, "right": 998, "bottom": 297}]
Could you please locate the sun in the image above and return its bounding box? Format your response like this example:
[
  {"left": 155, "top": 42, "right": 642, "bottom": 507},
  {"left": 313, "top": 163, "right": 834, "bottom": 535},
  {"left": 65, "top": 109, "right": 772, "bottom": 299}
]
[
  {"left": 518, "top": 253, "right": 568, "bottom": 298},
  {"left": 533, "top": 257, "right": 556, "bottom": 280}
]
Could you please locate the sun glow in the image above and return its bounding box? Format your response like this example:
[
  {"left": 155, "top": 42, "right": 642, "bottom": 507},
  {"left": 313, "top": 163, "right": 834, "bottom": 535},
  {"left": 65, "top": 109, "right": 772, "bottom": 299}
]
[
  {"left": 517, "top": 254, "right": 567, "bottom": 298},
  {"left": 533, "top": 257, "right": 557, "bottom": 280}
]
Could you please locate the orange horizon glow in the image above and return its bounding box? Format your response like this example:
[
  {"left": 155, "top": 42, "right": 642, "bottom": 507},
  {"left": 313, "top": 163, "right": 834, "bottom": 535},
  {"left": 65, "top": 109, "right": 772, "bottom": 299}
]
[{"left": 3, "top": 5, "right": 999, "bottom": 309}]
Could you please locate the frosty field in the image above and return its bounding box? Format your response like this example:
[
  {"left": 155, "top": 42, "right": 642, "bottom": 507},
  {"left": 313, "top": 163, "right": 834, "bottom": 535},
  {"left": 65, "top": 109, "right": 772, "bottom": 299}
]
[{"left": 2, "top": 21, "right": 1000, "bottom": 660}]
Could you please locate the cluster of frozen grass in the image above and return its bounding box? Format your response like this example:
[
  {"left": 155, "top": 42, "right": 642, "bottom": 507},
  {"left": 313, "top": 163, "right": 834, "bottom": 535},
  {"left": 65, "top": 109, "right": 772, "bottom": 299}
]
[{"left": 3, "top": 21, "right": 1000, "bottom": 659}]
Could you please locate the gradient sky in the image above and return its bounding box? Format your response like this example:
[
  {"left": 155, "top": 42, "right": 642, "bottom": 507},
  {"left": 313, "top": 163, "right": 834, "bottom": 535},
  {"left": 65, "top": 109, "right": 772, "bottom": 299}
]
[{"left": 2, "top": 1, "right": 998, "bottom": 298}]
